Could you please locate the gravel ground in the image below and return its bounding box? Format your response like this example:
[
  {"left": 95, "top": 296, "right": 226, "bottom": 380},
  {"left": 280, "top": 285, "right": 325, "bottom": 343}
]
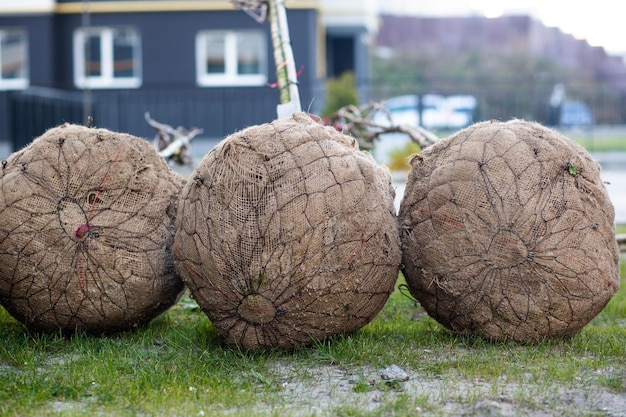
[{"left": 263, "top": 361, "right": 626, "bottom": 417}]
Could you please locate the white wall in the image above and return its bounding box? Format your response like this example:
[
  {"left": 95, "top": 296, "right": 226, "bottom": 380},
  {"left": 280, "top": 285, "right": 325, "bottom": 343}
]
[
  {"left": 320, "top": 0, "right": 379, "bottom": 32},
  {"left": 0, "top": 0, "right": 55, "bottom": 13}
]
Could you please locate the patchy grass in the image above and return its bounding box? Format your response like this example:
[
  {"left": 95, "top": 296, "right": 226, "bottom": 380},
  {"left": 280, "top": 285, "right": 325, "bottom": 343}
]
[
  {"left": 569, "top": 135, "right": 626, "bottom": 152},
  {"left": 1, "top": 259, "right": 624, "bottom": 416},
  {"left": 428, "top": 128, "right": 626, "bottom": 153}
]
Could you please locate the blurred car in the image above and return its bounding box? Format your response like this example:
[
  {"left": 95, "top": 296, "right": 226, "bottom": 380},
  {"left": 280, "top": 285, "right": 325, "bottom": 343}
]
[
  {"left": 370, "top": 94, "right": 477, "bottom": 166},
  {"left": 372, "top": 94, "right": 477, "bottom": 131},
  {"left": 559, "top": 101, "right": 593, "bottom": 128},
  {"left": 441, "top": 94, "right": 478, "bottom": 129}
]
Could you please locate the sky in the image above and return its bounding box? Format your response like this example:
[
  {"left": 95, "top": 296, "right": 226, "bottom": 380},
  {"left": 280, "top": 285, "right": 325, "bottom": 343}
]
[{"left": 378, "top": 0, "right": 626, "bottom": 55}]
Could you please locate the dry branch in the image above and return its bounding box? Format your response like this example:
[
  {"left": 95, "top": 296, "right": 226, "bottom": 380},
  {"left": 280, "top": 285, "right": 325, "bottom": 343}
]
[
  {"left": 145, "top": 112, "right": 202, "bottom": 167},
  {"left": 323, "top": 103, "right": 439, "bottom": 150},
  {"left": 231, "top": 0, "right": 268, "bottom": 22}
]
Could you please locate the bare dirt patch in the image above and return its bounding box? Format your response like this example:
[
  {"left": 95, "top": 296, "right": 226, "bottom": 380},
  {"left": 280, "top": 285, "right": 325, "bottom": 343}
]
[{"left": 265, "top": 361, "right": 626, "bottom": 416}]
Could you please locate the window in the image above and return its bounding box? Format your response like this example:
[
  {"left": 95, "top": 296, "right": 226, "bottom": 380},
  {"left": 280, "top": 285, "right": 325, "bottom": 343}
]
[
  {"left": 0, "top": 28, "right": 29, "bottom": 90},
  {"left": 196, "top": 30, "right": 266, "bottom": 87},
  {"left": 74, "top": 27, "right": 141, "bottom": 89}
]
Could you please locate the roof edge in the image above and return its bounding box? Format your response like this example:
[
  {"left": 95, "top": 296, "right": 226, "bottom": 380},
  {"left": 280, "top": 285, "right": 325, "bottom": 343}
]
[{"left": 53, "top": 0, "right": 318, "bottom": 14}]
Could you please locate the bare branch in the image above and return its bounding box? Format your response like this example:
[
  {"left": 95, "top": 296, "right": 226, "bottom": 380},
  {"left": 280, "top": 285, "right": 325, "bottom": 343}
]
[
  {"left": 145, "top": 112, "right": 203, "bottom": 167},
  {"left": 323, "top": 103, "right": 439, "bottom": 150},
  {"left": 231, "top": 0, "right": 268, "bottom": 23}
]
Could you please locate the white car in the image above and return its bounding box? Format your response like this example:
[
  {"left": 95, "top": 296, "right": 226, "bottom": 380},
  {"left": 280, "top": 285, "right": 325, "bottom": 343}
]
[{"left": 371, "top": 94, "right": 477, "bottom": 165}]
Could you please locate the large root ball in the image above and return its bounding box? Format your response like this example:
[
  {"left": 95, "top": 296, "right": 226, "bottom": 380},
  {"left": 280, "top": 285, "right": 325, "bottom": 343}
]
[
  {"left": 174, "top": 112, "right": 401, "bottom": 350},
  {"left": 399, "top": 120, "right": 619, "bottom": 342},
  {"left": 0, "top": 124, "right": 185, "bottom": 333}
]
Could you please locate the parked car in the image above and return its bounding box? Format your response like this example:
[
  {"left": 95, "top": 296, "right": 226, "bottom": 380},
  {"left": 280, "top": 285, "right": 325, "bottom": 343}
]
[
  {"left": 370, "top": 94, "right": 477, "bottom": 166},
  {"left": 372, "top": 94, "right": 477, "bottom": 131},
  {"left": 441, "top": 94, "right": 478, "bottom": 129},
  {"left": 559, "top": 101, "right": 593, "bottom": 128}
]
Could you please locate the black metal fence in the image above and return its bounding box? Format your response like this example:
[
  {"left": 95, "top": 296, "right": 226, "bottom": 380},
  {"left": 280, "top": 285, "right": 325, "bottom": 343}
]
[
  {"left": 6, "top": 77, "right": 626, "bottom": 152},
  {"left": 366, "top": 75, "right": 626, "bottom": 127},
  {"left": 7, "top": 83, "right": 321, "bottom": 150},
  {"left": 9, "top": 87, "right": 85, "bottom": 148}
]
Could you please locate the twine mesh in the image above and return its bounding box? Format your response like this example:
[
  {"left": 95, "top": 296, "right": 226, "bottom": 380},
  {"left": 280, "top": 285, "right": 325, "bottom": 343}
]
[
  {"left": 174, "top": 112, "right": 401, "bottom": 350},
  {"left": 0, "top": 124, "right": 185, "bottom": 332},
  {"left": 399, "top": 120, "right": 620, "bottom": 342}
]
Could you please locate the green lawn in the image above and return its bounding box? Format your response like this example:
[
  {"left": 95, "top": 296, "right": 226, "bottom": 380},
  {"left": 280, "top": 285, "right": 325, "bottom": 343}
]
[
  {"left": 432, "top": 127, "right": 626, "bottom": 153},
  {"left": 570, "top": 135, "right": 626, "bottom": 152},
  {"left": 1, "top": 258, "right": 624, "bottom": 416}
]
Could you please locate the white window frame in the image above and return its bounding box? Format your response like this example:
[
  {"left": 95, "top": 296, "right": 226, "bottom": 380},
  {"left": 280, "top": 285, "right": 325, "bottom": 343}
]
[
  {"left": 196, "top": 30, "right": 267, "bottom": 87},
  {"left": 0, "top": 28, "right": 29, "bottom": 90},
  {"left": 73, "top": 27, "right": 142, "bottom": 89}
]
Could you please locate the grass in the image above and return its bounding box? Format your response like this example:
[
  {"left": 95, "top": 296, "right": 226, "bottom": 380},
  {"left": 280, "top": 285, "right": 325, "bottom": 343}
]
[
  {"left": 567, "top": 134, "right": 626, "bottom": 152},
  {"left": 0, "top": 303, "right": 275, "bottom": 416},
  {"left": 1, "top": 255, "right": 624, "bottom": 416},
  {"left": 384, "top": 130, "right": 626, "bottom": 175},
  {"left": 430, "top": 127, "right": 626, "bottom": 153}
]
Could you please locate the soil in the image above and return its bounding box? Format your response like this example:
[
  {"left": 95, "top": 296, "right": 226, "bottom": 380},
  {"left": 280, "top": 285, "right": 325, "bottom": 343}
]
[
  {"left": 264, "top": 361, "right": 626, "bottom": 417},
  {"left": 8, "top": 352, "right": 625, "bottom": 416}
]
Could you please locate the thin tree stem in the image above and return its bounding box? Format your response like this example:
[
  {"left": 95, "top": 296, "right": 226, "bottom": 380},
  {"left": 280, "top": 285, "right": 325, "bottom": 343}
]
[{"left": 269, "top": 0, "right": 301, "bottom": 114}]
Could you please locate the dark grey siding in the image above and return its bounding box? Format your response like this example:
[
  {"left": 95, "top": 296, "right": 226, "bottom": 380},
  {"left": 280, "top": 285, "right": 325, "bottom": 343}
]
[
  {"left": 3, "top": 8, "right": 321, "bottom": 147},
  {"left": 326, "top": 25, "right": 371, "bottom": 102},
  {"left": 0, "top": 14, "right": 57, "bottom": 141}
]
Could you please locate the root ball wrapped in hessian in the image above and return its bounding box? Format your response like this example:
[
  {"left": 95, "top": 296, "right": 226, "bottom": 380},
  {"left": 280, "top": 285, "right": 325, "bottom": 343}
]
[
  {"left": 0, "top": 124, "right": 185, "bottom": 333},
  {"left": 174, "top": 112, "right": 401, "bottom": 350},
  {"left": 399, "top": 119, "right": 619, "bottom": 342}
]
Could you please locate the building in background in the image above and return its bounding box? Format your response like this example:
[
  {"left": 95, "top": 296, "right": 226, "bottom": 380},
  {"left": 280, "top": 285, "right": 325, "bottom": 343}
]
[
  {"left": 373, "top": 14, "right": 626, "bottom": 124},
  {"left": 375, "top": 13, "right": 626, "bottom": 88},
  {"left": 4, "top": 0, "right": 625, "bottom": 148},
  {"left": 319, "top": 0, "right": 377, "bottom": 96},
  {"left": 0, "top": 0, "right": 377, "bottom": 149}
]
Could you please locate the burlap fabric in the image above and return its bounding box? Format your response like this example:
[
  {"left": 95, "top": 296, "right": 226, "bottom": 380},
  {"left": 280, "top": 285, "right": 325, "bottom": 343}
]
[
  {"left": 0, "top": 124, "right": 185, "bottom": 332},
  {"left": 399, "top": 120, "right": 619, "bottom": 342},
  {"left": 175, "top": 112, "right": 401, "bottom": 350}
]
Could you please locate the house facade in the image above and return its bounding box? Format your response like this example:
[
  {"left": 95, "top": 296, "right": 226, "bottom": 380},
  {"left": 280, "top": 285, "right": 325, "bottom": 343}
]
[
  {"left": 0, "top": 0, "right": 376, "bottom": 149},
  {"left": 321, "top": 0, "right": 377, "bottom": 90}
]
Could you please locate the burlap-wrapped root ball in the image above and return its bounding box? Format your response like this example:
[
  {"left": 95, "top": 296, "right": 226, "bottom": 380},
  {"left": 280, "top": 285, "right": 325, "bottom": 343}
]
[
  {"left": 399, "top": 120, "right": 620, "bottom": 342},
  {"left": 0, "top": 124, "right": 185, "bottom": 333},
  {"left": 174, "top": 112, "right": 401, "bottom": 350}
]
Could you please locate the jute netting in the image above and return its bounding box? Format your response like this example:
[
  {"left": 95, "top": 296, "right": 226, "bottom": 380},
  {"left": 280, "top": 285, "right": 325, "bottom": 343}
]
[
  {"left": 0, "top": 124, "right": 185, "bottom": 333},
  {"left": 174, "top": 112, "right": 401, "bottom": 350},
  {"left": 399, "top": 120, "right": 619, "bottom": 342}
]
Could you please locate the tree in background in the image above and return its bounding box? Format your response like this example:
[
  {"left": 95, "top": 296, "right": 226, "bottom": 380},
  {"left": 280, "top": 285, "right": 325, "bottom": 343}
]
[{"left": 369, "top": 48, "right": 616, "bottom": 124}]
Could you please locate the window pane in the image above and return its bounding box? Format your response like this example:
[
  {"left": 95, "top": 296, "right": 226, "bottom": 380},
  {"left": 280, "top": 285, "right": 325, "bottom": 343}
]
[
  {"left": 205, "top": 34, "right": 225, "bottom": 74},
  {"left": 1, "top": 29, "right": 27, "bottom": 80},
  {"left": 113, "top": 29, "right": 138, "bottom": 78},
  {"left": 237, "top": 32, "right": 262, "bottom": 75},
  {"left": 196, "top": 30, "right": 265, "bottom": 87},
  {"left": 85, "top": 34, "right": 101, "bottom": 77},
  {"left": 74, "top": 27, "right": 141, "bottom": 88}
]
